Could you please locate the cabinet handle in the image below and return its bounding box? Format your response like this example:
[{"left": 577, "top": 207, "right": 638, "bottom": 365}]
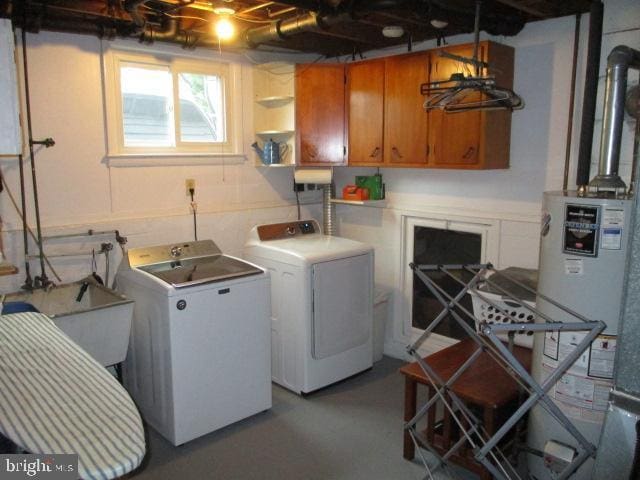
[
  {"left": 306, "top": 144, "right": 318, "bottom": 158},
  {"left": 391, "top": 146, "right": 403, "bottom": 159},
  {"left": 369, "top": 147, "right": 381, "bottom": 158},
  {"left": 463, "top": 146, "right": 476, "bottom": 160}
]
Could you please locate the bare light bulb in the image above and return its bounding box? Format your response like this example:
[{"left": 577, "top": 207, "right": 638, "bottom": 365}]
[{"left": 215, "top": 16, "right": 235, "bottom": 41}]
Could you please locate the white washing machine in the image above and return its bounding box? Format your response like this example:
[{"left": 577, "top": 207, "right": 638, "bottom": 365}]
[
  {"left": 244, "top": 220, "right": 373, "bottom": 394},
  {"left": 116, "top": 240, "right": 272, "bottom": 446}
]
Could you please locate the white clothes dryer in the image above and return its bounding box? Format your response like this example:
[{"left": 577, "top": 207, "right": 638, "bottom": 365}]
[
  {"left": 116, "top": 240, "right": 271, "bottom": 445},
  {"left": 244, "top": 220, "right": 373, "bottom": 394}
]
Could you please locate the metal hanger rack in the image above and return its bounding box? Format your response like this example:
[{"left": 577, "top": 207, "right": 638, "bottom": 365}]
[
  {"left": 406, "top": 263, "right": 604, "bottom": 480},
  {"left": 420, "top": 0, "right": 524, "bottom": 113}
]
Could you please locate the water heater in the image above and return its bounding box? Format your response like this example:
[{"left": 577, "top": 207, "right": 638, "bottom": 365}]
[{"left": 528, "top": 191, "right": 633, "bottom": 478}]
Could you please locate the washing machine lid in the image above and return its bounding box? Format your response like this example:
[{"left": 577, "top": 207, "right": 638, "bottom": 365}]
[
  {"left": 137, "top": 255, "right": 262, "bottom": 288},
  {"left": 245, "top": 221, "right": 373, "bottom": 266},
  {"left": 128, "top": 240, "right": 262, "bottom": 288}
]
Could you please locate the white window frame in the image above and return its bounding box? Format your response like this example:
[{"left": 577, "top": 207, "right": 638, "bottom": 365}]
[
  {"left": 401, "top": 215, "right": 498, "bottom": 355},
  {"left": 103, "top": 48, "right": 243, "bottom": 158}
]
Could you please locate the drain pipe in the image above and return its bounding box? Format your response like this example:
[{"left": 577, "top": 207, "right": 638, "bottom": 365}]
[
  {"left": 124, "top": 0, "right": 147, "bottom": 29},
  {"left": 562, "top": 14, "right": 581, "bottom": 191},
  {"left": 576, "top": 0, "right": 603, "bottom": 192},
  {"left": 589, "top": 46, "right": 640, "bottom": 191},
  {"left": 139, "top": 17, "right": 220, "bottom": 49}
]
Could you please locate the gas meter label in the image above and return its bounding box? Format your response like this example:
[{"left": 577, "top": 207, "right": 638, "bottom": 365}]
[
  {"left": 542, "top": 333, "right": 616, "bottom": 422},
  {"left": 564, "top": 258, "right": 583, "bottom": 275},
  {"left": 602, "top": 207, "right": 625, "bottom": 227},
  {"left": 601, "top": 228, "right": 622, "bottom": 250},
  {"left": 563, "top": 205, "right": 600, "bottom": 257},
  {"left": 601, "top": 208, "right": 625, "bottom": 250}
]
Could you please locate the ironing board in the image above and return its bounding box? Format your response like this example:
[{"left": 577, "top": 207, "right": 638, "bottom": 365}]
[{"left": 0, "top": 312, "right": 146, "bottom": 480}]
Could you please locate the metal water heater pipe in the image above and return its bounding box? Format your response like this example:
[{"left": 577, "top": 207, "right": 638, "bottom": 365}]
[{"left": 589, "top": 46, "right": 640, "bottom": 191}]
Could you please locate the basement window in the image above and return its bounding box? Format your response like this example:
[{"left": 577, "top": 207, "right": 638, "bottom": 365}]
[{"left": 103, "top": 49, "right": 242, "bottom": 158}]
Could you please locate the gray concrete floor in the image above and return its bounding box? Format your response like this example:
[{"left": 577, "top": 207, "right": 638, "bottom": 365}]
[{"left": 130, "top": 356, "right": 478, "bottom": 480}]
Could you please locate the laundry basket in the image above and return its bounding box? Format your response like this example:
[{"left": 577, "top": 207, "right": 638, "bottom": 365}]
[{"left": 469, "top": 267, "right": 538, "bottom": 348}]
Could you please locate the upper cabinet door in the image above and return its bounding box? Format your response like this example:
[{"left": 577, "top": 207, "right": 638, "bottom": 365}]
[
  {"left": 428, "top": 43, "right": 482, "bottom": 167},
  {"left": 0, "top": 19, "right": 21, "bottom": 156},
  {"left": 295, "top": 64, "right": 346, "bottom": 166},
  {"left": 427, "top": 41, "right": 514, "bottom": 169},
  {"left": 346, "top": 60, "right": 385, "bottom": 166},
  {"left": 384, "top": 52, "right": 429, "bottom": 166}
]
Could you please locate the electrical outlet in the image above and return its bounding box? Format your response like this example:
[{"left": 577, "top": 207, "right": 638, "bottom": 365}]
[{"left": 185, "top": 179, "right": 196, "bottom": 195}]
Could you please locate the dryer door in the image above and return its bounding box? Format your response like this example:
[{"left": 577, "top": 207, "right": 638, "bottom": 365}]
[{"left": 311, "top": 253, "right": 372, "bottom": 360}]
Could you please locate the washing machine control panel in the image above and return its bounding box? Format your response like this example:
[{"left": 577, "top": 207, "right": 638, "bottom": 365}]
[
  {"left": 128, "top": 240, "right": 223, "bottom": 267},
  {"left": 257, "top": 220, "right": 320, "bottom": 241}
]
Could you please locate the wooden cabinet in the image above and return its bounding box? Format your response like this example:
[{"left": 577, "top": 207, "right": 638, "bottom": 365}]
[
  {"left": 295, "top": 64, "right": 346, "bottom": 166},
  {"left": 384, "top": 52, "right": 430, "bottom": 167},
  {"left": 341, "top": 41, "right": 514, "bottom": 170},
  {"left": 0, "top": 19, "right": 21, "bottom": 156},
  {"left": 346, "top": 59, "right": 385, "bottom": 166},
  {"left": 427, "top": 42, "right": 514, "bottom": 169}
]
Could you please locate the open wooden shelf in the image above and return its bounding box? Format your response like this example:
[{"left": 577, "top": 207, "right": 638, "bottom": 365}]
[
  {"left": 0, "top": 263, "right": 18, "bottom": 276},
  {"left": 255, "top": 95, "right": 294, "bottom": 107},
  {"left": 330, "top": 198, "right": 387, "bottom": 206},
  {"left": 255, "top": 130, "right": 295, "bottom": 137}
]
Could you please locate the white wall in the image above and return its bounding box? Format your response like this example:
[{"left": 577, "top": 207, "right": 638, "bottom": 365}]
[
  {"left": 332, "top": 0, "right": 640, "bottom": 359},
  {"left": 0, "top": 31, "right": 320, "bottom": 292},
  {"left": 0, "top": 1, "right": 637, "bottom": 358}
]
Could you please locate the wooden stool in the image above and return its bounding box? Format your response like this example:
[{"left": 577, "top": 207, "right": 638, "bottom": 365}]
[{"left": 400, "top": 338, "right": 532, "bottom": 479}]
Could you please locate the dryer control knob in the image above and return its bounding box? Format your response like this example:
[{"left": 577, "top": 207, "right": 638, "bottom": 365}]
[{"left": 170, "top": 246, "right": 183, "bottom": 257}]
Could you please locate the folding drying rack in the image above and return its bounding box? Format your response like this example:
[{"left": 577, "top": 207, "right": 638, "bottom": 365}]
[{"left": 406, "top": 263, "right": 605, "bottom": 480}]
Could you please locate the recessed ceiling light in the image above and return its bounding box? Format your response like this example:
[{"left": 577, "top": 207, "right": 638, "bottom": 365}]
[{"left": 382, "top": 26, "right": 404, "bottom": 38}]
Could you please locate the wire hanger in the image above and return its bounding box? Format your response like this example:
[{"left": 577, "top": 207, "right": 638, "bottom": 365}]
[{"left": 421, "top": 0, "right": 524, "bottom": 113}]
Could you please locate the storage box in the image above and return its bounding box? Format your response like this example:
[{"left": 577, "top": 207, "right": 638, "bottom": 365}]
[
  {"left": 355, "top": 174, "right": 384, "bottom": 200},
  {"left": 342, "top": 185, "right": 370, "bottom": 201}
]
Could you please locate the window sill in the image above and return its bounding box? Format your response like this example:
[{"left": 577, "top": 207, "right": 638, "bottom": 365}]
[{"left": 106, "top": 153, "right": 247, "bottom": 168}]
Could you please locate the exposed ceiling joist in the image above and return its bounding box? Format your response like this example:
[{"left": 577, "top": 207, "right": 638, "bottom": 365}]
[
  {"left": 493, "top": 0, "right": 546, "bottom": 18},
  {"left": 1, "top": 0, "right": 593, "bottom": 57}
]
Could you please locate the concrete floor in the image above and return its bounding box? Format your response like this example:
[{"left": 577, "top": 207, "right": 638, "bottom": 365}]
[{"left": 129, "top": 356, "right": 479, "bottom": 480}]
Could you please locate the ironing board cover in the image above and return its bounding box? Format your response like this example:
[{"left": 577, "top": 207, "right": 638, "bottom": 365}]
[{"left": 0, "top": 312, "right": 145, "bottom": 479}]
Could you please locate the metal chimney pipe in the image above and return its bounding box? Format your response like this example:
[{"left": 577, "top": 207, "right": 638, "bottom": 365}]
[{"left": 589, "top": 46, "right": 640, "bottom": 191}]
